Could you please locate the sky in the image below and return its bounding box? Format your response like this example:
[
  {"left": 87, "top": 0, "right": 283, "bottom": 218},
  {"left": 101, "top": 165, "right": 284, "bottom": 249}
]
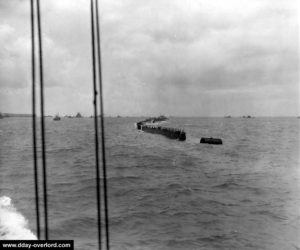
[{"left": 0, "top": 0, "right": 299, "bottom": 117}]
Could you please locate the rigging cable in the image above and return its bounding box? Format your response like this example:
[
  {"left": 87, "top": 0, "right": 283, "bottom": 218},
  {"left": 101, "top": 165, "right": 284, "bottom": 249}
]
[
  {"left": 90, "top": 0, "right": 102, "bottom": 249},
  {"left": 30, "top": 0, "right": 41, "bottom": 240},
  {"left": 36, "top": 0, "right": 49, "bottom": 239},
  {"left": 95, "top": 0, "right": 110, "bottom": 249}
]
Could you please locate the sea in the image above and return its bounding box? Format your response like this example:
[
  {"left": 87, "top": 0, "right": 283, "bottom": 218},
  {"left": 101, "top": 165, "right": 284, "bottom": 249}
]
[{"left": 0, "top": 117, "right": 299, "bottom": 250}]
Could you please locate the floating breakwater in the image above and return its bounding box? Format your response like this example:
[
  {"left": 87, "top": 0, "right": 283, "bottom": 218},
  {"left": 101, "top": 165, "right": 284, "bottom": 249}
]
[
  {"left": 136, "top": 118, "right": 186, "bottom": 141},
  {"left": 200, "top": 137, "right": 223, "bottom": 145},
  {"left": 137, "top": 115, "right": 168, "bottom": 125}
]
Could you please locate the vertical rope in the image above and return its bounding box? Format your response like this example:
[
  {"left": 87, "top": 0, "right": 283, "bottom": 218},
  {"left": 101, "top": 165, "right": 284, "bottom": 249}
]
[
  {"left": 30, "top": 0, "right": 40, "bottom": 240},
  {"left": 90, "top": 0, "right": 102, "bottom": 249},
  {"left": 95, "top": 0, "right": 110, "bottom": 249},
  {"left": 36, "top": 0, "right": 48, "bottom": 240}
]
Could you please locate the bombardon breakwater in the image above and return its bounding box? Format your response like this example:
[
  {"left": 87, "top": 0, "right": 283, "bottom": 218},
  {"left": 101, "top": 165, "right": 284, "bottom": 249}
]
[
  {"left": 136, "top": 116, "right": 223, "bottom": 144},
  {"left": 136, "top": 117, "right": 186, "bottom": 141}
]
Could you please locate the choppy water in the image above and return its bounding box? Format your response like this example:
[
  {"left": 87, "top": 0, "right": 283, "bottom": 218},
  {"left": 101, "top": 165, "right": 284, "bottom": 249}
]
[{"left": 0, "top": 117, "right": 299, "bottom": 250}]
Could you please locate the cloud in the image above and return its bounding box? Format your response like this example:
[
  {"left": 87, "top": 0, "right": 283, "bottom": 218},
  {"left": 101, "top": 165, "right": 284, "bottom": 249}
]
[{"left": 0, "top": 0, "right": 298, "bottom": 116}]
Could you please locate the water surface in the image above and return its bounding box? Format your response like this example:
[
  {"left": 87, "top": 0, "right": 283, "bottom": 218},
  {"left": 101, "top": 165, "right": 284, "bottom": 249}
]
[{"left": 0, "top": 117, "right": 299, "bottom": 250}]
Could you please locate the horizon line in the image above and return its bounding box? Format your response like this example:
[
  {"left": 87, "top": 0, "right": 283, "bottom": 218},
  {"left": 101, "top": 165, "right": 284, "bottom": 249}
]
[{"left": 1, "top": 112, "right": 299, "bottom": 118}]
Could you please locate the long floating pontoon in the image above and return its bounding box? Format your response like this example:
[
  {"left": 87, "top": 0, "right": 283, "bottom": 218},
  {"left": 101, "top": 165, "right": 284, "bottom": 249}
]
[
  {"left": 200, "top": 137, "right": 223, "bottom": 145},
  {"left": 136, "top": 117, "right": 186, "bottom": 141}
]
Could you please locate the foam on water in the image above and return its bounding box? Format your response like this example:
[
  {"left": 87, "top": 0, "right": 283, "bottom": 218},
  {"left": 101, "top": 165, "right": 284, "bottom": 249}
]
[{"left": 0, "top": 196, "right": 37, "bottom": 240}]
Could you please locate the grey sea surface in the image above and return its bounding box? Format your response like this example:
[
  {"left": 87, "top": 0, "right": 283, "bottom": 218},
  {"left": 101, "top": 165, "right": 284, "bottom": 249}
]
[{"left": 0, "top": 117, "right": 299, "bottom": 250}]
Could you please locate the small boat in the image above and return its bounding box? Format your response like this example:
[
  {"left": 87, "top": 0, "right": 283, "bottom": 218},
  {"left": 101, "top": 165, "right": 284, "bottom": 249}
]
[{"left": 53, "top": 114, "right": 61, "bottom": 121}]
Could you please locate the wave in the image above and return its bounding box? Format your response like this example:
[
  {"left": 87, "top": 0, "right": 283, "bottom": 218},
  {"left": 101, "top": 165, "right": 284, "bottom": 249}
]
[
  {"left": 213, "top": 181, "right": 240, "bottom": 189},
  {"left": 250, "top": 210, "right": 288, "bottom": 221},
  {"left": 0, "top": 196, "right": 36, "bottom": 240}
]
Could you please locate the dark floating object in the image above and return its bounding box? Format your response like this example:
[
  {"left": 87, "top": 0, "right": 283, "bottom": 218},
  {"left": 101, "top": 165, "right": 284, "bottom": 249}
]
[
  {"left": 141, "top": 125, "right": 186, "bottom": 141},
  {"left": 136, "top": 116, "right": 186, "bottom": 141},
  {"left": 136, "top": 122, "right": 142, "bottom": 130},
  {"left": 200, "top": 137, "right": 223, "bottom": 145}
]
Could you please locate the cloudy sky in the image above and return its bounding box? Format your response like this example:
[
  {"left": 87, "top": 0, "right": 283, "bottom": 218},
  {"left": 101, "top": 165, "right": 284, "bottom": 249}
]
[{"left": 0, "top": 0, "right": 299, "bottom": 116}]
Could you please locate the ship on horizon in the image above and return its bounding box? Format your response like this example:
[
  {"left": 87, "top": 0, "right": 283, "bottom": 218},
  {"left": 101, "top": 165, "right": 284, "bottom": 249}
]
[{"left": 53, "top": 114, "right": 61, "bottom": 121}]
